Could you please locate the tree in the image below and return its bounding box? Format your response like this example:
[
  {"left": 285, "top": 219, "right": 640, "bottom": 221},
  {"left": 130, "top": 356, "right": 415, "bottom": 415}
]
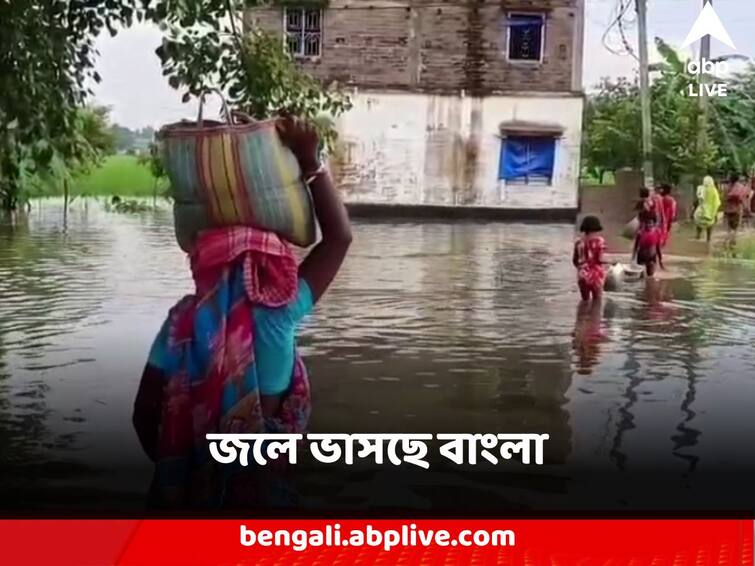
[
  {"left": 138, "top": 141, "right": 168, "bottom": 205},
  {"left": 27, "top": 106, "right": 116, "bottom": 207},
  {"left": 149, "top": 0, "right": 351, "bottom": 148},
  {"left": 649, "top": 39, "right": 718, "bottom": 182},
  {"left": 709, "top": 64, "right": 755, "bottom": 176},
  {"left": 0, "top": 1, "right": 139, "bottom": 210},
  {"left": 111, "top": 125, "right": 138, "bottom": 153},
  {"left": 582, "top": 38, "right": 755, "bottom": 185},
  {"left": 70, "top": 106, "right": 116, "bottom": 174},
  {"left": 1, "top": 1, "right": 350, "bottom": 211},
  {"left": 582, "top": 77, "right": 642, "bottom": 183},
  {"left": 582, "top": 40, "right": 712, "bottom": 184}
]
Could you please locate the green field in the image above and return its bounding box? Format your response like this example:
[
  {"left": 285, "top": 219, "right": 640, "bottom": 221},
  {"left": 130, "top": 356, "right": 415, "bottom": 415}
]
[{"left": 74, "top": 154, "right": 167, "bottom": 197}]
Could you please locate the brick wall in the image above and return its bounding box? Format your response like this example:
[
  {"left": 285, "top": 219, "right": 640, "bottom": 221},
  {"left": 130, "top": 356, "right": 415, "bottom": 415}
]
[{"left": 245, "top": 0, "right": 583, "bottom": 95}]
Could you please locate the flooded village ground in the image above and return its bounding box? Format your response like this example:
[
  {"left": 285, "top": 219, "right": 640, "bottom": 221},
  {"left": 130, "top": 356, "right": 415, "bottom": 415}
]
[{"left": 1, "top": 199, "right": 755, "bottom": 513}]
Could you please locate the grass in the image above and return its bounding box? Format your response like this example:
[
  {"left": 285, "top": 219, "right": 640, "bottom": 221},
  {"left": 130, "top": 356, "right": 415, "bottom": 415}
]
[
  {"left": 74, "top": 154, "right": 168, "bottom": 197},
  {"left": 713, "top": 230, "right": 755, "bottom": 260},
  {"left": 721, "top": 235, "right": 755, "bottom": 260}
]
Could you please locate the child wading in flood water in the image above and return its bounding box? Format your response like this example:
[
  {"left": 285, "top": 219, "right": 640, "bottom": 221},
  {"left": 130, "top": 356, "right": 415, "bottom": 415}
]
[
  {"left": 632, "top": 208, "right": 665, "bottom": 277},
  {"left": 659, "top": 184, "right": 677, "bottom": 248},
  {"left": 573, "top": 215, "right": 607, "bottom": 302}
]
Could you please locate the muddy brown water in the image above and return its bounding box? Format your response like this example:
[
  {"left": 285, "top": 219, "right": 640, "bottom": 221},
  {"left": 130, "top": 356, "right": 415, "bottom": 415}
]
[{"left": 1, "top": 200, "right": 754, "bottom": 512}]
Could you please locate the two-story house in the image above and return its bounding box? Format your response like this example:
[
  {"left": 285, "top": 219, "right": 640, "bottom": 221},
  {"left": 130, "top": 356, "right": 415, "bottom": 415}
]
[{"left": 246, "top": 0, "right": 584, "bottom": 217}]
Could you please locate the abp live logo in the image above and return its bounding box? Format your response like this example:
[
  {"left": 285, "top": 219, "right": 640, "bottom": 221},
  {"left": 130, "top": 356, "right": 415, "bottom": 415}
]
[{"left": 681, "top": 1, "right": 737, "bottom": 98}]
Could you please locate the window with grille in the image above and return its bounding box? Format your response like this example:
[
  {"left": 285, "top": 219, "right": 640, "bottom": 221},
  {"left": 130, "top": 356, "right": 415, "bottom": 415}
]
[
  {"left": 285, "top": 8, "right": 323, "bottom": 58},
  {"left": 507, "top": 13, "right": 545, "bottom": 62},
  {"left": 498, "top": 137, "right": 556, "bottom": 185}
]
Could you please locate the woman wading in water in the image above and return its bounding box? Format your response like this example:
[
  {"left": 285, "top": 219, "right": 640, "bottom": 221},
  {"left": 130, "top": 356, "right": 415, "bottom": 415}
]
[
  {"left": 723, "top": 174, "right": 751, "bottom": 248},
  {"left": 132, "top": 117, "right": 352, "bottom": 509},
  {"left": 694, "top": 176, "right": 721, "bottom": 244}
]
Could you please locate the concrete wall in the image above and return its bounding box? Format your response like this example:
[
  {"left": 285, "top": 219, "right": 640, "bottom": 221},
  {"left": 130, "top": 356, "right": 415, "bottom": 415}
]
[
  {"left": 328, "top": 91, "right": 584, "bottom": 210},
  {"left": 579, "top": 169, "right": 643, "bottom": 225},
  {"left": 246, "top": 0, "right": 583, "bottom": 95}
]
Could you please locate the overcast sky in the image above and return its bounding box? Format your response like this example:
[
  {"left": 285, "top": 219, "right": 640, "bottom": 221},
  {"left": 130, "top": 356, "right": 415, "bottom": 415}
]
[{"left": 92, "top": 0, "right": 755, "bottom": 129}]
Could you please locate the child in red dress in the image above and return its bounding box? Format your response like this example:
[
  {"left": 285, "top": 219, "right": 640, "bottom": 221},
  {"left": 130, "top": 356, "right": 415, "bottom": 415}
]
[
  {"left": 632, "top": 209, "right": 665, "bottom": 277},
  {"left": 659, "top": 184, "right": 677, "bottom": 247},
  {"left": 637, "top": 187, "right": 662, "bottom": 226},
  {"left": 573, "top": 215, "right": 607, "bottom": 302}
]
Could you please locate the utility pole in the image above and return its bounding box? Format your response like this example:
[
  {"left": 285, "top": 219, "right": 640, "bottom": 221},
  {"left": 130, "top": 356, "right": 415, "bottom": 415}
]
[
  {"left": 636, "top": 0, "right": 654, "bottom": 188},
  {"left": 697, "top": 0, "right": 711, "bottom": 169},
  {"left": 699, "top": 0, "right": 711, "bottom": 61}
]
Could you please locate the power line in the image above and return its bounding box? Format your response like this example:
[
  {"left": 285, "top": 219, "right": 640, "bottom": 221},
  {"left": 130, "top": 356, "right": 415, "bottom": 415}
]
[
  {"left": 601, "top": 0, "right": 638, "bottom": 61},
  {"left": 617, "top": 1, "right": 639, "bottom": 62}
]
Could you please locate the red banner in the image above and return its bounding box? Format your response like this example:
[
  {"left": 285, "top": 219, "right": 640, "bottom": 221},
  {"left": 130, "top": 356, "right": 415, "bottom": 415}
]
[{"left": 0, "top": 519, "right": 751, "bottom": 565}]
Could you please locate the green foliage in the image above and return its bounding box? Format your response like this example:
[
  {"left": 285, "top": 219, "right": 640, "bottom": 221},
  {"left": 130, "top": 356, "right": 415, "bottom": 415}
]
[
  {"left": 648, "top": 41, "right": 717, "bottom": 182},
  {"left": 1, "top": 0, "right": 349, "bottom": 211},
  {"left": 150, "top": 0, "right": 351, "bottom": 148},
  {"left": 583, "top": 38, "right": 755, "bottom": 184},
  {"left": 0, "top": 1, "right": 138, "bottom": 210},
  {"left": 709, "top": 65, "right": 755, "bottom": 176},
  {"left": 582, "top": 77, "right": 642, "bottom": 183},
  {"left": 6, "top": 106, "right": 116, "bottom": 203},
  {"left": 137, "top": 142, "right": 167, "bottom": 182},
  {"left": 137, "top": 141, "right": 168, "bottom": 203},
  {"left": 66, "top": 106, "right": 117, "bottom": 175},
  {"left": 716, "top": 235, "right": 755, "bottom": 261}
]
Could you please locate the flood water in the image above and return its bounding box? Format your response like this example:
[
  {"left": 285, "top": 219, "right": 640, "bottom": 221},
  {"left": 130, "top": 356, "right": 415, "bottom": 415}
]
[{"left": 1, "top": 200, "right": 755, "bottom": 512}]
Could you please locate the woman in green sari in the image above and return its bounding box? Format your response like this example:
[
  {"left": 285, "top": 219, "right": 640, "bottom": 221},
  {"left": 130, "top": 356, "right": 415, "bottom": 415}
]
[{"left": 694, "top": 175, "right": 721, "bottom": 243}]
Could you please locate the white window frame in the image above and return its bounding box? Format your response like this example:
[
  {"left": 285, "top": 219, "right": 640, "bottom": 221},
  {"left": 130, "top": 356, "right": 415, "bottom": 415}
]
[
  {"left": 283, "top": 7, "right": 324, "bottom": 59},
  {"left": 505, "top": 12, "right": 546, "bottom": 63}
]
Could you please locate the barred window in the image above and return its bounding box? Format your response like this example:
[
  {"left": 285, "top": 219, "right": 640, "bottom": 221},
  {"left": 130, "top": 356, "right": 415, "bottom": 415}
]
[
  {"left": 507, "top": 13, "right": 545, "bottom": 62},
  {"left": 285, "top": 8, "right": 322, "bottom": 58}
]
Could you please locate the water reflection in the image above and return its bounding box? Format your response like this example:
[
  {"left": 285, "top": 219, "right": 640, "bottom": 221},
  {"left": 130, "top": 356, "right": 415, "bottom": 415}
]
[
  {"left": 640, "top": 279, "right": 702, "bottom": 473},
  {"left": 1, "top": 202, "right": 755, "bottom": 511},
  {"left": 572, "top": 301, "right": 608, "bottom": 376}
]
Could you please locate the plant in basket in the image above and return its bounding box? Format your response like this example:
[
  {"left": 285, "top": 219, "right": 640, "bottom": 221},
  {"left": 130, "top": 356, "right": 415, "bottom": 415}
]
[
  {"left": 149, "top": 0, "right": 350, "bottom": 151},
  {"left": 146, "top": 0, "right": 352, "bottom": 251}
]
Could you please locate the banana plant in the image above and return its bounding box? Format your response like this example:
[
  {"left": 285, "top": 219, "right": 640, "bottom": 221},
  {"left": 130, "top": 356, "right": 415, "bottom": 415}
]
[{"left": 583, "top": 37, "right": 755, "bottom": 183}]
